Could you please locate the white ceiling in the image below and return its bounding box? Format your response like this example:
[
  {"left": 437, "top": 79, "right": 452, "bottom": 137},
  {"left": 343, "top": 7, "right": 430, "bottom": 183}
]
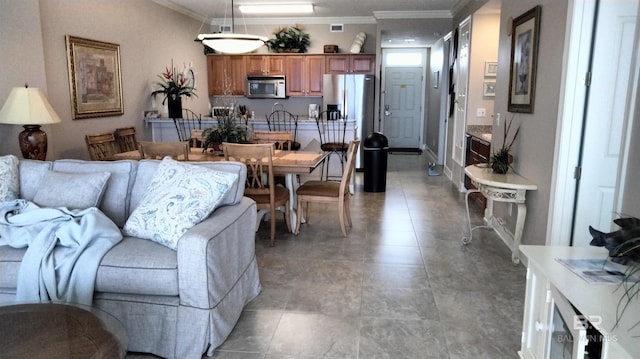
[{"left": 153, "top": 0, "right": 492, "bottom": 46}]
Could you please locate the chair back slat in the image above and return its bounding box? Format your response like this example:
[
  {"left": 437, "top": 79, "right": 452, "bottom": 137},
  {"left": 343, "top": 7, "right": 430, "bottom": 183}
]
[
  {"left": 266, "top": 110, "right": 298, "bottom": 142},
  {"left": 173, "top": 109, "right": 202, "bottom": 142},
  {"left": 315, "top": 110, "right": 347, "bottom": 145},
  {"left": 86, "top": 132, "right": 118, "bottom": 160},
  {"left": 114, "top": 126, "right": 138, "bottom": 152},
  {"left": 340, "top": 140, "right": 360, "bottom": 194},
  {"left": 139, "top": 141, "right": 190, "bottom": 161},
  {"left": 223, "top": 143, "right": 274, "bottom": 197},
  {"left": 252, "top": 131, "right": 293, "bottom": 151}
]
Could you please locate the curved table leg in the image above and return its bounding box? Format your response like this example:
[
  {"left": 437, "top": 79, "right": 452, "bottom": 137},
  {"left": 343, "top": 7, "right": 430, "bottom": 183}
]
[
  {"left": 285, "top": 173, "right": 303, "bottom": 233},
  {"left": 462, "top": 189, "right": 493, "bottom": 245},
  {"left": 511, "top": 203, "right": 527, "bottom": 265}
]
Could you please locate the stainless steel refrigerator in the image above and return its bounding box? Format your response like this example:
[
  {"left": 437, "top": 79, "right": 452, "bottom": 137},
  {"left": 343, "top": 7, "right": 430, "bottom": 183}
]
[{"left": 322, "top": 73, "right": 375, "bottom": 169}]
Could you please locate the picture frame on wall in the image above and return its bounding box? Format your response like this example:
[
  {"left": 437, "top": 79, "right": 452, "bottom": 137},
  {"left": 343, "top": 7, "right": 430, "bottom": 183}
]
[
  {"left": 508, "top": 5, "right": 541, "bottom": 113},
  {"left": 66, "top": 35, "right": 124, "bottom": 119},
  {"left": 484, "top": 61, "right": 498, "bottom": 77},
  {"left": 483, "top": 81, "right": 496, "bottom": 97}
]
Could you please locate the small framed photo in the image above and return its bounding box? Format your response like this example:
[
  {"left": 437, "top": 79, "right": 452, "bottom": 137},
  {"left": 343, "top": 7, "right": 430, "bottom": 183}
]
[
  {"left": 144, "top": 110, "right": 159, "bottom": 119},
  {"left": 483, "top": 81, "right": 496, "bottom": 97},
  {"left": 66, "top": 35, "right": 123, "bottom": 119},
  {"left": 484, "top": 61, "right": 498, "bottom": 77}
]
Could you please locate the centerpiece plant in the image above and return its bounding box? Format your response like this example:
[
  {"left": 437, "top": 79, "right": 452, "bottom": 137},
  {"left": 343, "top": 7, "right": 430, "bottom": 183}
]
[
  {"left": 265, "top": 25, "right": 310, "bottom": 53},
  {"left": 150, "top": 62, "right": 197, "bottom": 118},
  {"left": 489, "top": 116, "right": 520, "bottom": 174}
]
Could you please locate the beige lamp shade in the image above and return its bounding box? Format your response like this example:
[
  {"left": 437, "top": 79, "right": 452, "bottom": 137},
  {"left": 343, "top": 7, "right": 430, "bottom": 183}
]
[
  {"left": 0, "top": 86, "right": 62, "bottom": 125},
  {"left": 0, "top": 86, "right": 61, "bottom": 160}
]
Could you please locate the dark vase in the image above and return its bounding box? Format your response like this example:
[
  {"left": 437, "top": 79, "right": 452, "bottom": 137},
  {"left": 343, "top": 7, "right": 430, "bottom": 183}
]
[{"left": 167, "top": 97, "right": 182, "bottom": 119}]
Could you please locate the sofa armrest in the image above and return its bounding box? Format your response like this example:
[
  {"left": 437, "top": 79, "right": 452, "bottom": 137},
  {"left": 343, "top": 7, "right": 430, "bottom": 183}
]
[{"left": 176, "top": 197, "right": 257, "bottom": 308}]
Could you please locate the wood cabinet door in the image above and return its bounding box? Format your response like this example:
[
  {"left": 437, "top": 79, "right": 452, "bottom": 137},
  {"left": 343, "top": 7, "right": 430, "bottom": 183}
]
[
  {"left": 285, "top": 56, "right": 305, "bottom": 96},
  {"left": 207, "top": 55, "right": 246, "bottom": 95},
  {"left": 245, "top": 56, "right": 265, "bottom": 76},
  {"left": 266, "top": 56, "right": 286, "bottom": 75},
  {"left": 306, "top": 55, "right": 324, "bottom": 96},
  {"left": 228, "top": 55, "right": 246, "bottom": 95},
  {"left": 325, "top": 55, "right": 350, "bottom": 74},
  {"left": 246, "top": 55, "right": 285, "bottom": 75},
  {"left": 350, "top": 54, "right": 375, "bottom": 74}
]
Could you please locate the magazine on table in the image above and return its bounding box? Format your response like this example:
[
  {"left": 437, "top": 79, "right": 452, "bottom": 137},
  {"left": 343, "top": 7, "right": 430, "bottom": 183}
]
[{"left": 555, "top": 258, "right": 639, "bottom": 285}]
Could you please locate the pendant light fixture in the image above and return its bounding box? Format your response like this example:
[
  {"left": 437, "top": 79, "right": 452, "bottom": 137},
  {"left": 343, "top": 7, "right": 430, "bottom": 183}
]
[{"left": 196, "top": 0, "right": 267, "bottom": 54}]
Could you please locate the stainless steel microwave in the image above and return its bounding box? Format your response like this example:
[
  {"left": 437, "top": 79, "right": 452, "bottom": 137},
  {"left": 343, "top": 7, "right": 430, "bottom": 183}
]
[{"left": 246, "top": 76, "right": 286, "bottom": 99}]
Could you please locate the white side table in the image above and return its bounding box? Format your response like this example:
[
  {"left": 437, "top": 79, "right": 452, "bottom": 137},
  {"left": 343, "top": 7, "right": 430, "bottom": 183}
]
[{"left": 464, "top": 165, "right": 538, "bottom": 264}]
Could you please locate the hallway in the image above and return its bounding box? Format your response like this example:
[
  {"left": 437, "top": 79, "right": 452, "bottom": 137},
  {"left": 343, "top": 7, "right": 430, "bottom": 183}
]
[{"left": 214, "top": 153, "right": 526, "bottom": 358}]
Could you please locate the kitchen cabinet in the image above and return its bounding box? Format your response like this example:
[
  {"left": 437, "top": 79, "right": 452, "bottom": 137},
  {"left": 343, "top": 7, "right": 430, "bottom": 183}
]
[
  {"left": 325, "top": 54, "right": 375, "bottom": 74},
  {"left": 286, "top": 55, "right": 324, "bottom": 96},
  {"left": 245, "top": 55, "right": 285, "bottom": 76},
  {"left": 207, "top": 55, "right": 246, "bottom": 96},
  {"left": 465, "top": 134, "right": 490, "bottom": 208}
]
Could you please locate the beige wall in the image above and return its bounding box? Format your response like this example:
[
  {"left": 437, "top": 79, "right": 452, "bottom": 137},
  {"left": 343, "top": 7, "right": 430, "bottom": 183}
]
[
  {"left": 467, "top": 12, "right": 499, "bottom": 126},
  {"left": 1, "top": 0, "right": 210, "bottom": 160},
  {"left": 493, "top": 0, "right": 569, "bottom": 245}
]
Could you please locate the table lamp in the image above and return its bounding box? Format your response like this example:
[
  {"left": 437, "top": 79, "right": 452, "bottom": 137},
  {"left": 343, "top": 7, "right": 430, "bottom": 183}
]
[{"left": 0, "top": 85, "right": 62, "bottom": 160}]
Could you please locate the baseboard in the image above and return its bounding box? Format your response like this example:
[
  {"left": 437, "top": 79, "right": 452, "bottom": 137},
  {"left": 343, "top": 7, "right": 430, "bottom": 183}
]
[{"left": 388, "top": 148, "right": 422, "bottom": 154}]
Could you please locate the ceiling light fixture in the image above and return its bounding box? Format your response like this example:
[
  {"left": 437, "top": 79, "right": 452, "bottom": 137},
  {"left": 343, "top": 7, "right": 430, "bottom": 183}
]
[
  {"left": 238, "top": 4, "right": 314, "bottom": 14},
  {"left": 196, "top": 0, "right": 267, "bottom": 54}
]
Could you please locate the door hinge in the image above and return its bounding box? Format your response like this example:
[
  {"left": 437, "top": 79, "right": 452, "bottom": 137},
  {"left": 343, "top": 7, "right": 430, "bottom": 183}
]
[
  {"left": 584, "top": 72, "right": 592, "bottom": 87},
  {"left": 574, "top": 166, "right": 582, "bottom": 180}
]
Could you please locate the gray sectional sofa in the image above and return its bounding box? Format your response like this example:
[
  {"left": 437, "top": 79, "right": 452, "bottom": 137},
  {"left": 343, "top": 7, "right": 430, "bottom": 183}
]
[{"left": 0, "top": 158, "right": 261, "bottom": 359}]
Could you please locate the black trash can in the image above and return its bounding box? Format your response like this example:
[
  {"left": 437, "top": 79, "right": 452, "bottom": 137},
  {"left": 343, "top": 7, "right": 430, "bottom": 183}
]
[{"left": 363, "top": 132, "right": 389, "bottom": 192}]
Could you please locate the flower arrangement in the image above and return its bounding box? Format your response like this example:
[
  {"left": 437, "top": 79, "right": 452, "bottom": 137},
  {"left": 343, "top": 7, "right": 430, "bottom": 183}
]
[
  {"left": 489, "top": 116, "right": 520, "bottom": 174},
  {"left": 150, "top": 63, "right": 197, "bottom": 105},
  {"left": 265, "top": 25, "right": 310, "bottom": 53}
]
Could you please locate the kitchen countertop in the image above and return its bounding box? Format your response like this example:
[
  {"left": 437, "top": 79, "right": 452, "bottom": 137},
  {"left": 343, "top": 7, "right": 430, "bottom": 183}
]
[{"left": 466, "top": 125, "right": 492, "bottom": 142}]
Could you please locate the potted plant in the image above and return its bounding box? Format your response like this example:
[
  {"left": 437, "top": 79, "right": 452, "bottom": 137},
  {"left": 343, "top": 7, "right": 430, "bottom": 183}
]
[
  {"left": 151, "top": 62, "right": 197, "bottom": 118},
  {"left": 266, "top": 25, "right": 310, "bottom": 53},
  {"left": 202, "top": 106, "right": 248, "bottom": 151},
  {"left": 589, "top": 217, "right": 640, "bottom": 326},
  {"left": 489, "top": 117, "right": 520, "bottom": 174}
]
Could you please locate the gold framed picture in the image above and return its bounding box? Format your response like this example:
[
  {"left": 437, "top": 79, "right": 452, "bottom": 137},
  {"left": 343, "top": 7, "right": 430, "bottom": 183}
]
[{"left": 66, "top": 35, "right": 123, "bottom": 119}]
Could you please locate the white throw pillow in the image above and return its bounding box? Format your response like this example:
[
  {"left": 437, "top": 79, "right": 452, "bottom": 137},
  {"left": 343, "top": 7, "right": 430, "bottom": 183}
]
[
  {"left": 0, "top": 155, "right": 20, "bottom": 201},
  {"left": 33, "top": 171, "right": 111, "bottom": 210},
  {"left": 123, "top": 157, "right": 238, "bottom": 250}
]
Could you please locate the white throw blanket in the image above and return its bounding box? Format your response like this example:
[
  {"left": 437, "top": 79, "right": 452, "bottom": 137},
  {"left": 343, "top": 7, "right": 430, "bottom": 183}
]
[{"left": 0, "top": 199, "right": 122, "bottom": 305}]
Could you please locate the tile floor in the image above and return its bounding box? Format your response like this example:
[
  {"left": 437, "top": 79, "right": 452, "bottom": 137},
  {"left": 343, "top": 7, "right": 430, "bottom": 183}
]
[{"left": 129, "top": 153, "right": 527, "bottom": 359}]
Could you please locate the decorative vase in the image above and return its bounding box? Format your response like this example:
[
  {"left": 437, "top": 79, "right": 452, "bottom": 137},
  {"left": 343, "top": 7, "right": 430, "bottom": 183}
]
[{"left": 167, "top": 97, "right": 182, "bottom": 119}]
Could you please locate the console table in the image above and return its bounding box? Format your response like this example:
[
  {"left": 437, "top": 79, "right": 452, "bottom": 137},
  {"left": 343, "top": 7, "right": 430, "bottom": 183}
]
[
  {"left": 464, "top": 165, "right": 538, "bottom": 264},
  {"left": 519, "top": 245, "right": 638, "bottom": 359}
]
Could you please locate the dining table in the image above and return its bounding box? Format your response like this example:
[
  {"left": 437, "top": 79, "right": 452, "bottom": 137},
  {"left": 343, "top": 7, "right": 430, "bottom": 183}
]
[{"left": 112, "top": 147, "right": 328, "bottom": 233}]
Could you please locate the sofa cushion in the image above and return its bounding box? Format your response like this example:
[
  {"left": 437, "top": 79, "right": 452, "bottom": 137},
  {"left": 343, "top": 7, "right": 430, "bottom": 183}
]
[
  {"left": 52, "top": 160, "right": 137, "bottom": 227},
  {"left": 94, "top": 237, "right": 178, "bottom": 296},
  {"left": 33, "top": 171, "right": 111, "bottom": 210},
  {"left": 129, "top": 160, "right": 247, "bottom": 214},
  {"left": 0, "top": 155, "right": 19, "bottom": 201},
  {"left": 123, "top": 157, "right": 238, "bottom": 250},
  {"left": 18, "top": 159, "right": 53, "bottom": 200}
]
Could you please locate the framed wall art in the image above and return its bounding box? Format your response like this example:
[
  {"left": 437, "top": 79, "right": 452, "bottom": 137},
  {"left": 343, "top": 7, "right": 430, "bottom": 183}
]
[
  {"left": 483, "top": 81, "right": 496, "bottom": 97},
  {"left": 484, "top": 61, "right": 498, "bottom": 77},
  {"left": 66, "top": 35, "right": 123, "bottom": 119},
  {"left": 508, "top": 5, "right": 541, "bottom": 113}
]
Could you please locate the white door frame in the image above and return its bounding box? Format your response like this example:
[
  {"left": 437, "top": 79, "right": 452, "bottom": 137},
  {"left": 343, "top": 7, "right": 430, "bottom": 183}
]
[
  {"left": 380, "top": 48, "right": 428, "bottom": 148},
  {"left": 547, "top": 0, "right": 639, "bottom": 245}
]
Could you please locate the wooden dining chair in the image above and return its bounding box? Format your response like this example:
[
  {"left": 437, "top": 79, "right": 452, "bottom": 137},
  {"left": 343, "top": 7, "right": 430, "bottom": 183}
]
[
  {"left": 223, "top": 142, "right": 290, "bottom": 246},
  {"left": 315, "top": 110, "right": 349, "bottom": 180},
  {"left": 295, "top": 140, "right": 359, "bottom": 237},
  {"left": 265, "top": 110, "right": 300, "bottom": 150},
  {"left": 85, "top": 132, "right": 119, "bottom": 161},
  {"left": 114, "top": 126, "right": 139, "bottom": 152},
  {"left": 138, "top": 141, "right": 190, "bottom": 161},
  {"left": 252, "top": 130, "right": 293, "bottom": 151}
]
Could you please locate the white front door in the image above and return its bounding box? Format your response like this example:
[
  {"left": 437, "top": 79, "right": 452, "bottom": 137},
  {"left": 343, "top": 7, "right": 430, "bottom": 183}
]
[
  {"left": 452, "top": 18, "right": 471, "bottom": 167},
  {"left": 572, "top": 0, "right": 639, "bottom": 246}
]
